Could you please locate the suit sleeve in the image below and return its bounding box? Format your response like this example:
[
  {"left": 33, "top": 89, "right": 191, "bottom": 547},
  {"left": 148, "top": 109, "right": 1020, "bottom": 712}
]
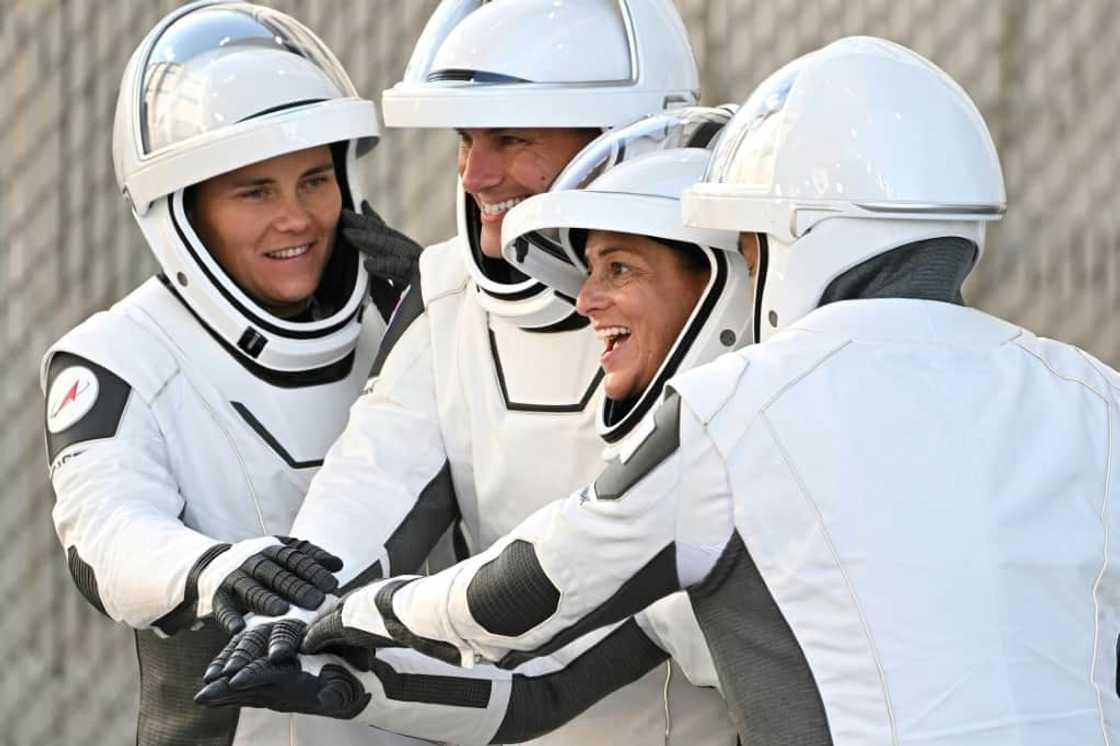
[
  {"left": 330, "top": 617, "right": 668, "bottom": 744},
  {"left": 46, "top": 352, "right": 226, "bottom": 633},
  {"left": 340, "top": 392, "right": 736, "bottom": 668},
  {"left": 290, "top": 279, "right": 460, "bottom": 592}
]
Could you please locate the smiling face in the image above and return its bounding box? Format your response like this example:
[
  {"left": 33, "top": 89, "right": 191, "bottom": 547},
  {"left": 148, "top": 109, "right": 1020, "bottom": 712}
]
[
  {"left": 576, "top": 231, "right": 711, "bottom": 401},
  {"left": 190, "top": 145, "right": 341, "bottom": 318},
  {"left": 457, "top": 127, "right": 598, "bottom": 257}
]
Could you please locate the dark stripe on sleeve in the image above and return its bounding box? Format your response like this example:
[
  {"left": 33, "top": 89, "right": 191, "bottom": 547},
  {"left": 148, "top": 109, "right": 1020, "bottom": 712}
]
[
  {"left": 594, "top": 392, "right": 681, "bottom": 500},
  {"left": 467, "top": 540, "right": 560, "bottom": 637},
  {"left": 496, "top": 543, "right": 680, "bottom": 670},
  {"left": 152, "top": 543, "right": 232, "bottom": 636},
  {"left": 369, "top": 267, "right": 425, "bottom": 378},
  {"left": 492, "top": 618, "right": 668, "bottom": 744},
  {"left": 45, "top": 352, "right": 131, "bottom": 464},
  {"left": 377, "top": 579, "right": 465, "bottom": 666},
  {"left": 339, "top": 460, "right": 460, "bottom": 595},
  {"left": 689, "top": 532, "right": 832, "bottom": 745},
  {"left": 366, "top": 656, "right": 491, "bottom": 709},
  {"left": 66, "top": 546, "right": 107, "bottom": 617}
]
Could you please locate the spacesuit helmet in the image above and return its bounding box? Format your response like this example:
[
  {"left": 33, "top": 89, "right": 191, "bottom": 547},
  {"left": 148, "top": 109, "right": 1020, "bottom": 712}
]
[
  {"left": 682, "top": 36, "right": 1006, "bottom": 343},
  {"left": 112, "top": 0, "right": 380, "bottom": 374},
  {"left": 501, "top": 107, "right": 751, "bottom": 442},
  {"left": 383, "top": 0, "right": 700, "bottom": 329}
]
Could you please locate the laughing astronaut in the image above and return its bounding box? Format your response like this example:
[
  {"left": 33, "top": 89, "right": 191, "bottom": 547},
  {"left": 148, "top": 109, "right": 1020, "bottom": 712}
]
[
  {"left": 199, "top": 1, "right": 737, "bottom": 744},
  {"left": 41, "top": 3, "right": 425, "bottom": 744}
]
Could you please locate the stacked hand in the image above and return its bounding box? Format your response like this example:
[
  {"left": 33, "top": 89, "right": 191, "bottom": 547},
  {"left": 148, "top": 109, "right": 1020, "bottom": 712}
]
[
  {"left": 195, "top": 595, "right": 397, "bottom": 717},
  {"left": 194, "top": 536, "right": 344, "bottom": 634}
]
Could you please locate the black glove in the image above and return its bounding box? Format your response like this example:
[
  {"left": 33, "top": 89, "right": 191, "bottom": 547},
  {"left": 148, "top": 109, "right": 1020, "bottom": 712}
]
[
  {"left": 301, "top": 603, "right": 402, "bottom": 667},
  {"left": 191, "top": 537, "right": 343, "bottom": 635},
  {"left": 194, "top": 657, "right": 370, "bottom": 720},
  {"left": 203, "top": 618, "right": 312, "bottom": 685},
  {"left": 341, "top": 202, "right": 423, "bottom": 286}
]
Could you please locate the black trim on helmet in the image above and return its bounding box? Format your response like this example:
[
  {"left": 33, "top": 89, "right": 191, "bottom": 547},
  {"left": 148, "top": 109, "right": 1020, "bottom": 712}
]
[
  {"left": 426, "top": 69, "right": 531, "bottom": 83},
  {"left": 158, "top": 275, "right": 356, "bottom": 387},
  {"left": 236, "top": 98, "right": 328, "bottom": 123},
  {"left": 463, "top": 194, "right": 549, "bottom": 300},
  {"left": 169, "top": 193, "right": 364, "bottom": 340},
  {"left": 601, "top": 248, "right": 728, "bottom": 444},
  {"left": 754, "top": 234, "right": 769, "bottom": 344},
  {"left": 526, "top": 311, "right": 588, "bottom": 334}
]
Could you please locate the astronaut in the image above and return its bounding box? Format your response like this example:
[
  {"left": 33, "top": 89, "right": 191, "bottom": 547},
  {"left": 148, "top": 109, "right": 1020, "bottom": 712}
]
[
  {"left": 201, "top": 2, "right": 737, "bottom": 744},
  {"left": 197, "top": 107, "right": 753, "bottom": 745},
  {"left": 42, "top": 2, "right": 423, "bottom": 744},
  {"left": 268, "top": 37, "right": 1120, "bottom": 745}
]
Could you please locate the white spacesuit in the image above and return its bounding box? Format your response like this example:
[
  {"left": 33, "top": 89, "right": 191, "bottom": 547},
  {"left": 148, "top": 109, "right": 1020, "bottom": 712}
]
[
  {"left": 295, "top": 37, "right": 1120, "bottom": 745},
  {"left": 205, "top": 2, "right": 737, "bottom": 744},
  {"left": 199, "top": 108, "right": 752, "bottom": 746},
  {"left": 42, "top": 3, "right": 422, "bottom": 744}
]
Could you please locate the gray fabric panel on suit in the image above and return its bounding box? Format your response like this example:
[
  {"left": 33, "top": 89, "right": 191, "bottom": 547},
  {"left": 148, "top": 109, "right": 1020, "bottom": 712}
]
[
  {"left": 339, "top": 460, "right": 459, "bottom": 595},
  {"left": 492, "top": 618, "right": 669, "bottom": 744},
  {"left": 593, "top": 392, "right": 681, "bottom": 500},
  {"left": 466, "top": 540, "right": 560, "bottom": 637},
  {"left": 66, "top": 546, "right": 107, "bottom": 617},
  {"left": 689, "top": 532, "right": 832, "bottom": 746},
  {"left": 134, "top": 621, "right": 239, "bottom": 746},
  {"left": 497, "top": 543, "right": 679, "bottom": 670}
]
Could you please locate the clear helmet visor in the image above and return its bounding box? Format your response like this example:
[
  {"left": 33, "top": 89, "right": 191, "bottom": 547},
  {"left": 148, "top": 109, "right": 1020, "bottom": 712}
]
[
  {"left": 139, "top": 3, "right": 359, "bottom": 155},
  {"left": 509, "top": 105, "right": 736, "bottom": 295},
  {"left": 702, "top": 61, "right": 803, "bottom": 190}
]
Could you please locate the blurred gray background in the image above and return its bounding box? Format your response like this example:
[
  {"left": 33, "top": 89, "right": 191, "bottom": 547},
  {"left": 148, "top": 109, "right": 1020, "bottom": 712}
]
[{"left": 1, "top": 0, "right": 1117, "bottom": 743}]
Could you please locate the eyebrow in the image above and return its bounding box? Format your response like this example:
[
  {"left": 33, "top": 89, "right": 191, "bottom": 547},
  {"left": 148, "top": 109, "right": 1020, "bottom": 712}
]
[{"left": 228, "top": 161, "right": 334, "bottom": 189}]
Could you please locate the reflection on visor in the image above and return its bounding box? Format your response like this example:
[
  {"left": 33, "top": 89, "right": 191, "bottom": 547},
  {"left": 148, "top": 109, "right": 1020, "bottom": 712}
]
[
  {"left": 554, "top": 106, "right": 735, "bottom": 192},
  {"left": 704, "top": 64, "right": 801, "bottom": 187},
  {"left": 139, "top": 4, "right": 354, "bottom": 153}
]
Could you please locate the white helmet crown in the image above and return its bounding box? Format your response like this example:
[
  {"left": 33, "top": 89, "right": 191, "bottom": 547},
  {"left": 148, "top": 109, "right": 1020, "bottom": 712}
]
[
  {"left": 683, "top": 36, "right": 1006, "bottom": 342},
  {"left": 112, "top": 0, "right": 380, "bottom": 374},
  {"left": 383, "top": 0, "right": 699, "bottom": 129}
]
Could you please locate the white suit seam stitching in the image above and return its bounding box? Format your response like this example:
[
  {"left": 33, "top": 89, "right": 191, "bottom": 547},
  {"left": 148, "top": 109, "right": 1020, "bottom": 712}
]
[
  {"left": 1013, "top": 340, "right": 1112, "bottom": 740},
  {"left": 759, "top": 338, "right": 852, "bottom": 411},
  {"left": 761, "top": 411, "right": 899, "bottom": 744}
]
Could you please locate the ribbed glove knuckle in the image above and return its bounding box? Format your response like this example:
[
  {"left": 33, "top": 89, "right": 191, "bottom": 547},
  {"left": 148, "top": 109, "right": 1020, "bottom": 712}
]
[{"left": 268, "top": 619, "right": 307, "bottom": 662}]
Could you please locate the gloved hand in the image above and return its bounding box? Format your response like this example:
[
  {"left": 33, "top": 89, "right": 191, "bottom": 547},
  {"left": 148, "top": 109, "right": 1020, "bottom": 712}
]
[
  {"left": 195, "top": 651, "right": 371, "bottom": 720},
  {"left": 341, "top": 202, "right": 423, "bottom": 286},
  {"left": 202, "top": 589, "right": 398, "bottom": 687},
  {"left": 190, "top": 536, "right": 343, "bottom": 635}
]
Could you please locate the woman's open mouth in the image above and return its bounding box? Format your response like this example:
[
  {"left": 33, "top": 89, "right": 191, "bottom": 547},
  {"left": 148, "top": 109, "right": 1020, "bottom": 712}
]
[{"left": 596, "top": 325, "right": 632, "bottom": 366}]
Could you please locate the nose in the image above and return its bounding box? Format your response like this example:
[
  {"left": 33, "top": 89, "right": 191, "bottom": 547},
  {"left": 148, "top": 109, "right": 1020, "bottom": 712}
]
[
  {"left": 575, "top": 274, "right": 607, "bottom": 318},
  {"left": 459, "top": 141, "right": 503, "bottom": 195},
  {"left": 273, "top": 193, "right": 312, "bottom": 234}
]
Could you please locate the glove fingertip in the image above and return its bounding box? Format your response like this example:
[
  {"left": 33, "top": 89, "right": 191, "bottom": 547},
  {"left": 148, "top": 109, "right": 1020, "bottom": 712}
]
[{"left": 194, "top": 680, "right": 228, "bottom": 705}]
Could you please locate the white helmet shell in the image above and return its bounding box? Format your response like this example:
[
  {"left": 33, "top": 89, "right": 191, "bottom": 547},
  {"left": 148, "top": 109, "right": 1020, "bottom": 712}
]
[
  {"left": 382, "top": 0, "right": 699, "bottom": 129},
  {"left": 683, "top": 36, "right": 1006, "bottom": 342},
  {"left": 385, "top": 0, "right": 701, "bottom": 329},
  {"left": 502, "top": 111, "right": 750, "bottom": 442},
  {"left": 112, "top": 0, "right": 380, "bottom": 373}
]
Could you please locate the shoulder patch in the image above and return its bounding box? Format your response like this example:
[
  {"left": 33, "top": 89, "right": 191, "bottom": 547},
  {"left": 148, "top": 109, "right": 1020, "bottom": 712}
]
[
  {"left": 593, "top": 393, "right": 681, "bottom": 501},
  {"left": 46, "top": 365, "right": 100, "bottom": 434},
  {"left": 45, "top": 352, "right": 131, "bottom": 464}
]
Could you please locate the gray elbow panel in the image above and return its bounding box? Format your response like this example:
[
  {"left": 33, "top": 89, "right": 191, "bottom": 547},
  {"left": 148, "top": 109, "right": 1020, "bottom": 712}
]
[
  {"left": 492, "top": 618, "right": 668, "bottom": 744},
  {"left": 496, "top": 543, "right": 679, "bottom": 670},
  {"left": 66, "top": 546, "right": 107, "bottom": 617},
  {"left": 466, "top": 540, "right": 561, "bottom": 637}
]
